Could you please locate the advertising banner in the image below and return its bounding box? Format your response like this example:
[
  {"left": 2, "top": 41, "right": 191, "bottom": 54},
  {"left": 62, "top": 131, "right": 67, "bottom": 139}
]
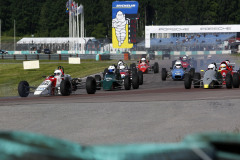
[{"left": 112, "top": 1, "right": 139, "bottom": 48}]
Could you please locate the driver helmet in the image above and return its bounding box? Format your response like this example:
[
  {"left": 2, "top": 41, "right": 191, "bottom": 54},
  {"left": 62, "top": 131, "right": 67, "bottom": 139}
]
[
  {"left": 175, "top": 60, "right": 182, "bottom": 69},
  {"left": 208, "top": 63, "right": 216, "bottom": 71},
  {"left": 118, "top": 60, "right": 124, "bottom": 66},
  {"left": 225, "top": 60, "right": 230, "bottom": 65},
  {"left": 220, "top": 63, "right": 227, "bottom": 70},
  {"left": 54, "top": 70, "right": 62, "bottom": 77},
  {"left": 182, "top": 56, "right": 187, "bottom": 61},
  {"left": 207, "top": 55, "right": 212, "bottom": 59},
  {"left": 141, "top": 57, "right": 146, "bottom": 63},
  {"left": 108, "top": 65, "right": 115, "bottom": 73}
]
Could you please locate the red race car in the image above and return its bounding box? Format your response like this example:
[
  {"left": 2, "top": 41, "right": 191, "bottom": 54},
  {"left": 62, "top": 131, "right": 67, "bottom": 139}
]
[
  {"left": 218, "top": 60, "right": 240, "bottom": 88},
  {"left": 135, "top": 58, "right": 159, "bottom": 74}
]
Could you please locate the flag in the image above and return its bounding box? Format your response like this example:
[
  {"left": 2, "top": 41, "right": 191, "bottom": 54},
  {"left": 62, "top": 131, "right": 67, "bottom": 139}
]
[{"left": 77, "top": 5, "right": 83, "bottom": 15}]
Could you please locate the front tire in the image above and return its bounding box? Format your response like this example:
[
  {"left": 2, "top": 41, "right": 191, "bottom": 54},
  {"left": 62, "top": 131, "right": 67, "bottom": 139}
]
[
  {"left": 138, "top": 71, "right": 143, "bottom": 85},
  {"left": 60, "top": 80, "right": 72, "bottom": 96},
  {"left": 18, "top": 81, "right": 30, "bottom": 97},
  {"left": 124, "top": 75, "right": 131, "bottom": 90},
  {"left": 153, "top": 62, "right": 159, "bottom": 73},
  {"left": 86, "top": 77, "right": 96, "bottom": 94},
  {"left": 233, "top": 73, "right": 239, "bottom": 88},
  {"left": 132, "top": 74, "right": 139, "bottom": 89},
  {"left": 95, "top": 75, "right": 101, "bottom": 90},
  {"left": 184, "top": 73, "right": 192, "bottom": 89},
  {"left": 226, "top": 73, "right": 232, "bottom": 89},
  {"left": 161, "top": 68, "right": 167, "bottom": 81}
]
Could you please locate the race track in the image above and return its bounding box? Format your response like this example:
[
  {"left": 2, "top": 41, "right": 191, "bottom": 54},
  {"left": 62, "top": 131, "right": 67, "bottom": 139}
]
[{"left": 1, "top": 54, "right": 240, "bottom": 145}]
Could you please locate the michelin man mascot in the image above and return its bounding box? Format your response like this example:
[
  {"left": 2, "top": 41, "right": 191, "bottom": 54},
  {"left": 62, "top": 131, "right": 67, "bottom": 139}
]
[{"left": 112, "top": 11, "right": 128, "bottom": 47}]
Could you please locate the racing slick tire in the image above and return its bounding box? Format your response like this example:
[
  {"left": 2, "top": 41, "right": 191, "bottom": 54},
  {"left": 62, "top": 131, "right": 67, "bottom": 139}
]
[
  {"left": 225, "top": 73, "right": 233, "bottom": 89},
  {"left": 132, "top": 74, "right": 139, "bottom": 89},
  {"left": 184, "top": 73, "right": 192, "bottom": 89},
  {"left": 233, "top": 73, "right": 239, "bottom": 88},
  {"left": 18, "top": 81, "right": 30, "bottom": 97},
  {"left": 60, "top": 80, "right": 72, "bottom": 96},
  {"left": 86, "top": 77, "right": 96, "bottom": 94},
  {"left": 103, "top": 68, "right": 108, "bottom": 80},
  {"left": 189, "top": 68, "right": 195, "bottom": 78},
  {"left": 161, "top": 68, "right": 167, "bottom": 81},
  {"left": 138, "top": 71, "right": 143, "bottom": 85},
  {"left": 130, "top": 63, "right": 137, "bottom": 74},
  {"left": 193, "top": 72, "right": 201, "bottom": 88},
  {"left": 95, "top": 75, "right": 102, "bottom": 90},
  {"left": 124, "top": 75, "right": 131, "bottom": 90},
  {"left": 153, "top": 62, "right": 159, "bottom": 73}
]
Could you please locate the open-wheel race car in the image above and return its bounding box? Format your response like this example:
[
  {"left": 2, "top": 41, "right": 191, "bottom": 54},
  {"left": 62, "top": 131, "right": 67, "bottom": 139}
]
[
  {"left": 172, "top": 55, "right": 197, "bottom": 69},
  {"left": 131, "top": 58, "right": 159, "bottom": 74},
  {"left": 184, "top": 63, "right": 233, "bottom": 89},
  {"left": 18, "top": 66, "right": 84, "bottom": 97},
  {"left": 117, "top": 60, "right": 143, "bottom": 85},
  {"left": 162, "top": 60, "right": 195, "bottom": 81},
  {"left": 217, "top": 60, "right": 240, "bottom": 88},
  {"left": 85, "top": 65, "right": 139, "bottom": 94}
]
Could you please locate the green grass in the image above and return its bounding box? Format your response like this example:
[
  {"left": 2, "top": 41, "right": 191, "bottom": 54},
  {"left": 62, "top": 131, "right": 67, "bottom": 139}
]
[{"left": 0, "top": 60, "right": 115, "bottom": 97}]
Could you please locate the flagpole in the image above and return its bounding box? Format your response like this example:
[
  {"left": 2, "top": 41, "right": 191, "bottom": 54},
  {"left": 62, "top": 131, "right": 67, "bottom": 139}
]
[{"left": 14, "top": 20, "right": 16, "bottom": 51}]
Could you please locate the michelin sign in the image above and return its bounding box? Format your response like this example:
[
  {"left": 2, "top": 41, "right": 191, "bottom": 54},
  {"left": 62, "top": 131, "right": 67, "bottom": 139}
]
[{"left": 112, "top": 1, "right": 139, "bottom": 48}]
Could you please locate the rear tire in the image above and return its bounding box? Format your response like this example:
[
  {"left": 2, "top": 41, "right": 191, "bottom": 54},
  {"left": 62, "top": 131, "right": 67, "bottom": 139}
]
[
  {"left": 153, "top": 62, "right": 159, "bottom": 73},
  {"left": 193, "top": 72, "right": 201, "bottom": 88},
  {"left": 184, "top": 73, "right": 192, "bottom": 89},
  {"left": 60, "top": 80, "right": 72, "bottom": 96},
  {"left": 233, "top": 73, "right": 239, "bottom": 88},
  {"left": 124, "top": 75, "right": 131, "bottom": 90},
  {"left": 161, "top": 68, "right": 167, "bottom": 81},
  {"left": 132, "top": 74, "right": 139, "bottom": 89},
  {"left": 18, "top": 81, "right": 30, "bottom": 97},
  {"left": 189, "top": 68, "right": 195, "bottom": 78},
  {"left": 226, "top": 74, "right": 232, "bottom": 89},
  {"left": 138, "top": 71, "right": 143, "bottom": 85},
  {"left": 86, "top": 77, "right": 96, "bottom": 94}
]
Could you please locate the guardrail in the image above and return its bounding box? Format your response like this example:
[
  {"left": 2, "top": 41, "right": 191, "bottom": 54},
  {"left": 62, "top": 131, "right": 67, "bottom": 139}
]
[{"left": 0, "top": 54, "right": 126, "bottom": 61}]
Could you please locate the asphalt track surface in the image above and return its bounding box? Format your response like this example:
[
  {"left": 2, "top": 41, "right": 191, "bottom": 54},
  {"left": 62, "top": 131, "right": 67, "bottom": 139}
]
[{"left": 1, "top": 55, "right": 240, "bottom": 145}]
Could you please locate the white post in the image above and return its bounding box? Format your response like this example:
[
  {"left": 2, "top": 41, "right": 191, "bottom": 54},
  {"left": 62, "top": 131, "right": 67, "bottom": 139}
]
[
  {"left": 77, "top": 3, "right": 79, "bottom": 53},
  {"left": 14, "top": 20, "right": 16, "bottom": 51}
]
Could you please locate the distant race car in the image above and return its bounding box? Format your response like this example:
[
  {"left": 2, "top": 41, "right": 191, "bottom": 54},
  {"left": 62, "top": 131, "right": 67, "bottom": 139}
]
[
  {"left": 162, "top": 60, "right": 195, "bottom": 81},
  {"left": 217, "top": 61, "right": 240, "bottom": 88},
  {"left": 184, "top": 63, "right": 232, "bottom": 89},
  {"left": 117, "top": 60, "right": 143, "bottom": 85},
  {"left": 134, "top": 58, "right": 159, "bottom": 74},
  {"left": 86, "top": 65, "right": 139, "bottom": 94},
  {"left": 18, "top": 66, "right": 83, "bottom": 97},
  {"left": 172, "top": 55, "right": 197, "bottom": 69},
  {"left": 162, "top": 49, "right": 171, "bottom": 60}
]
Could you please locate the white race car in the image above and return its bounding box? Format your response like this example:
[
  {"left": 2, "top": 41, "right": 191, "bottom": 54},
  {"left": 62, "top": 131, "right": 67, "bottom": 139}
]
[{"left": 18, "top": 66, "right": 84, "bottom": 97}]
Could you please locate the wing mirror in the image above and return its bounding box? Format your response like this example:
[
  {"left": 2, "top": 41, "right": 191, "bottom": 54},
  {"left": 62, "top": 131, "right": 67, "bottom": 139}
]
[{"left": 170, "top": 67, "right": 173, "bottom": 69}]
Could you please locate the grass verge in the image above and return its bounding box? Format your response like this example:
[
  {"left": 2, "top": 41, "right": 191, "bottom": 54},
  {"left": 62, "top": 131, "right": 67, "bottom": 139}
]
[{"left": 0, "top": 60, "right": 115, "bottom": 97}]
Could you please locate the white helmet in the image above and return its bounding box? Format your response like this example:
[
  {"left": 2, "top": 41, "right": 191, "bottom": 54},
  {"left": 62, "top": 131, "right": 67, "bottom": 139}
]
[
  {"left": 220, "top": 63, "right": 226, "bottom": 70},
  {"left": 54, "top": 70, "right": 62, "bottom": 77},
  {"left": 182, "top": 56, "right": 187, "bottom": 61},
  {"left": 208, "top": 64, "right": 216, "bottom": 70},
  {"left": 108, "top": 65, "right": 115, "bottom": 73},
  {"left": 175, "top": 60, "right": 182, "bottom": 69},
  {"left": 118, "top": 60, "right": 124, "bottom": 66},
  {"left": 141, "top": 57, "right": 146, "bottom": 62}
]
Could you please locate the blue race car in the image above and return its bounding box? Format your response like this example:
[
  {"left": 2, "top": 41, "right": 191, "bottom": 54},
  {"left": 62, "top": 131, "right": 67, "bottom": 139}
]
[{"left": 162, "top": 60, "right": 195, "bottom": 81}]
